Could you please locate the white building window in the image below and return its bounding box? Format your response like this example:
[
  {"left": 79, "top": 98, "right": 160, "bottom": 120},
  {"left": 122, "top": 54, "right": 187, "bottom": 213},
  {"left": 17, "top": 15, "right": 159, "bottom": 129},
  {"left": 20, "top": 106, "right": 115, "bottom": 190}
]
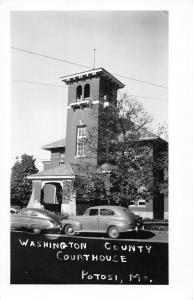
[
  {"left": 138, "top": 199, "right": 146, "bottom": 207},
  {"left": 76, "top": 125, "right": 86, "bottom": 157},
  {"left": 129, "top": 200, "right": 135, "bottom": 206},
  {"left": 129, "top": 199, "right": 146, "bottom": 207}
]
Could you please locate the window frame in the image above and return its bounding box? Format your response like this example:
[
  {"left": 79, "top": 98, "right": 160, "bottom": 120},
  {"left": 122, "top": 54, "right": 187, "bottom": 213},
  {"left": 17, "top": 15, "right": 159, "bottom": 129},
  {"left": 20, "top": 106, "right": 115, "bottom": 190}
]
[
  {"left": 129, "top": 200, "right": 135, "bottom": 207},
  {"left": 137, "top": 199, "right": 146, "bottom": 207},
  {"left": 76, "top": 125, "right": 86, "bottom": 157},
  {"left": 100, "top": 209, "right": 115, "bottom": 216},
  {"left": 84, "top": 83, "right": 90, "bottom": 99},
  {"left": 129, "top": 199, "right": 146, "bottom": 207},
  {"left": 76, "top": 85, "right": 82, "bottom": 101},
  {"left": 85, "top": 208, "right": 99, "bottom": 216}
]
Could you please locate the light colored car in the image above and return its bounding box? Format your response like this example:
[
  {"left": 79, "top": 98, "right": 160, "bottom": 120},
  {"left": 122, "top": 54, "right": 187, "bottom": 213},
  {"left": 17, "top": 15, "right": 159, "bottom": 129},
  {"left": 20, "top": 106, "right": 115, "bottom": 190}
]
[
  {"left": 62, "top": 205, "right": 144, "bottom": 239},
  {"left": 11, "top": 208, "right": 62, "bottom": 234}
]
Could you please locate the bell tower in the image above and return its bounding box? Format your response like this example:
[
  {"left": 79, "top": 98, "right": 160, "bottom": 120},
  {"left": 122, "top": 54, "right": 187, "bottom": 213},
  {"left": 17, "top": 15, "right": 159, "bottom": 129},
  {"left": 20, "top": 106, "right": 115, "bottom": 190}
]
[{"left": 61, "top": 68, "right": 125, "bottom": 166}]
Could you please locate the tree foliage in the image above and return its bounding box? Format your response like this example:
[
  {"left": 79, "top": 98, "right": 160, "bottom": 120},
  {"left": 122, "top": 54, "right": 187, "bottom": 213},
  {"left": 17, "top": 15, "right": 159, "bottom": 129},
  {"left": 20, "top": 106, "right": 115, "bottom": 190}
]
[
  {"left": 78, "top": 93, "right": 168, "bottom": 207},
  {"left": 10, "top": 154, "right": 39, "bottom": 206}
]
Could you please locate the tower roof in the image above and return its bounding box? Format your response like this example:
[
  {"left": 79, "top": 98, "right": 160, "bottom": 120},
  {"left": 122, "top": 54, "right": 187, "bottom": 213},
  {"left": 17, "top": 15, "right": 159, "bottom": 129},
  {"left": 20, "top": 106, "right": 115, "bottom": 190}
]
[{"left": 60, "top": 67, "right": 125, "bottom": 89}]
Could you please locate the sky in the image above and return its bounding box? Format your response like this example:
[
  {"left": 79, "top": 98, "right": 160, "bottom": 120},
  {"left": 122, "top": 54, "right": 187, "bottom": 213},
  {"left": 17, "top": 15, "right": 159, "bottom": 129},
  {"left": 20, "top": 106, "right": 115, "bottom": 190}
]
[{"left": 11, "top": 11, "right": 168, "bottom": 170}]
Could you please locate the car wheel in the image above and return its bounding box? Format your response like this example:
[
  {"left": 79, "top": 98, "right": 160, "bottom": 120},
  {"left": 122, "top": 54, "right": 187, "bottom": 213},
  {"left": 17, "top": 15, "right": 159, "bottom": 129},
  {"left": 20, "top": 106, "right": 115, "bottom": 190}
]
[
  {"left": 108, "top": 226, "right": 120, "bottom": 239},
  {"left": 33, "top": 228, "right": 41, "bottom": 234},
  {"left": 65, "top": 224, "right": 75, "bottom": 236}
]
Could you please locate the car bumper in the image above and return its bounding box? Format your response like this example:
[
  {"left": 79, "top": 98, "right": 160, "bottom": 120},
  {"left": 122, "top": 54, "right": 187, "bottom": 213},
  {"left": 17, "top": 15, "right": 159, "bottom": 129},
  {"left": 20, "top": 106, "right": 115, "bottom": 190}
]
[
  {"left": 126, "top": 224, "right": 144, "bottom": 232},
  {"left": 49, "top": 225, "right": 62, "bottom": 232}
]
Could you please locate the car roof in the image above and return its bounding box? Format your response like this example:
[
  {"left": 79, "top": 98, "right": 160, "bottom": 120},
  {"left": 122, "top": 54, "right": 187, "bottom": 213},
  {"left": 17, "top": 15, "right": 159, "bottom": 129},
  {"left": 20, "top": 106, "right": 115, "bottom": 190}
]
[
  {"left": 20, "top": 208, "right": 59, "bottom": 219},
  {"left": 86, "top": 206, "right": 126, "bottom": 210},
  {"left": 21, "top": 208, "right": 51, "bottom": 213}
]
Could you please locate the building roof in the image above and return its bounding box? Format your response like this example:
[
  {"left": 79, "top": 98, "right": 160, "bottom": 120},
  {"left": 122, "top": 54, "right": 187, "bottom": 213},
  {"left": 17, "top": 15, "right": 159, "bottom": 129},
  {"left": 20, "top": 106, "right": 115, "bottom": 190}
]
[
  {"left": 135, "top": 128, "right": 159, "bottom": 141},
  {"left": 41, "top": 138, "right": 66, "bottom": 151},
  {"left": 132, "top": 128, "right": 167, "bottom": 143},
  {"left": 28, "top": 163, "right": 88, "bottom": 180},
  {"left": 60, "top": 67, "right": 125, "bottom": 89},
  {"left": 118, "top": 127, "right": 166, "bottom": 142}
]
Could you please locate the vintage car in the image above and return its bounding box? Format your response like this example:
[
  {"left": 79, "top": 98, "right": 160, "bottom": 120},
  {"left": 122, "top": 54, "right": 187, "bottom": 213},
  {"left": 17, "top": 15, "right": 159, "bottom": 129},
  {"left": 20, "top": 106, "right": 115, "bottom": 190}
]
[
  {"left": 11, "top": 208, "right": 62, "bottom": 234},
  {"left": 62, "top": 205, "right": 144, "bottom": 239}
]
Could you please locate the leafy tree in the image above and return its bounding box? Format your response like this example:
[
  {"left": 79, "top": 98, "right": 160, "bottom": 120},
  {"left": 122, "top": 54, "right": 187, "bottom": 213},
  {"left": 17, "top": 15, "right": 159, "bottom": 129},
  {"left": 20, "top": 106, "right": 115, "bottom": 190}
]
[
  {"left": 10, "top": 154, "right": 39, "bottom": 206},
  {"left": 78, "top": 93, "right": 167, "bottom": 207}
]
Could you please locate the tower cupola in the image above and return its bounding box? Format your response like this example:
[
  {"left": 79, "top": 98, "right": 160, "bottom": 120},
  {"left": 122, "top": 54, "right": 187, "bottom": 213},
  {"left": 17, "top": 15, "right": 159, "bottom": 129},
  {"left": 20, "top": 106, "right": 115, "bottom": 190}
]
[
  {"left": 60, "top": 67, "right": 125, "bottom": 109},
  {"left": 61, "top": 68, "right": 124, "bottom": 165}
]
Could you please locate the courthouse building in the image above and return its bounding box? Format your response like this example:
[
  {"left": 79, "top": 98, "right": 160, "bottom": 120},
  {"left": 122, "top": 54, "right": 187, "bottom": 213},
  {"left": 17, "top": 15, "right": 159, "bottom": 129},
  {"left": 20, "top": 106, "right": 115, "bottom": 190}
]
[{"left": 28, "top": 68, "right": 168, "bottom": 219}]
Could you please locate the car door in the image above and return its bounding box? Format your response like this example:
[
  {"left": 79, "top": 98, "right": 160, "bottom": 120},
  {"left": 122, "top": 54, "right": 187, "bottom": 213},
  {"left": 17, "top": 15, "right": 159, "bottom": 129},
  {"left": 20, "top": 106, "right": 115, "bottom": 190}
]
[
  {"left": 99, "top": 208, "right": 116, "bottom": 231},
  {"left": 81, "top": 208, "right": 99, "bottom": 231}
]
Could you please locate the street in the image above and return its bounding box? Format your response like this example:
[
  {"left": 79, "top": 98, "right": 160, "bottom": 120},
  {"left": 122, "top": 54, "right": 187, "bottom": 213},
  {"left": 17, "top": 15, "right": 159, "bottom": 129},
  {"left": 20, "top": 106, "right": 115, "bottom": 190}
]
[{"left": 11, "top": 227, "right": 168, "bottom": 242}]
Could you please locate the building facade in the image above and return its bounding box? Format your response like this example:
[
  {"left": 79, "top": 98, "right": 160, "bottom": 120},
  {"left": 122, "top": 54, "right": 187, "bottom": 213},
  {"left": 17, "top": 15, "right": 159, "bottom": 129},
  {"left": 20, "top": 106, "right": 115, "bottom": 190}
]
[{"left": 28, "top": 68, "right": 168, "bottom": 219}]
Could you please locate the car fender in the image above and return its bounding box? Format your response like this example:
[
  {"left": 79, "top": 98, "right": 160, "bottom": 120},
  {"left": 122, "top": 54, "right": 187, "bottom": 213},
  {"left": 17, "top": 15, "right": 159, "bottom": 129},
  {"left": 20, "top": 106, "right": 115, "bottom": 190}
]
[
  {"left": 105, "top": 220, "right": 130, "bottom": 232},
  {"left": 62, "top": 219, "right": 82, "bottom": 231}
]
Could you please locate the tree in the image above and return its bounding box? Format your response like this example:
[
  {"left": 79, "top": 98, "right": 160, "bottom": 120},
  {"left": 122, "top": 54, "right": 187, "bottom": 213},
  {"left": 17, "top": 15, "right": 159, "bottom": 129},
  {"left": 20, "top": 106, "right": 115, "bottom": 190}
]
[
  {"left": 10, "top": 154, "right": 39, "bottom": 206},
  {"left": 79, "top": 93, "right": 167, "bottom": 207}
]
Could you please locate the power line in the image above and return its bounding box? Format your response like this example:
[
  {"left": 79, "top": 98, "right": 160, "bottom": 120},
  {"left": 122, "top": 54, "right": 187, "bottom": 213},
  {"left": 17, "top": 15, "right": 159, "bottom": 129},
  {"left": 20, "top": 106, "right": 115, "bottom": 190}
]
[
  {"left": 11, "top": 46, "right": 168, "bottom": 90},
  {"left": 113, "top": 73, "right": 167, "bottom": 89},
  {"left": 12, "top": 79, "right": 167, "bottom": 101},
  {"left": 11, "top": 46, "right": 90, "bottom": 69},
  {"left": 12, "top": 79, "right": 67, "bottom": 89},
  {"left": 131, "top": 94, "right": 167, "bottom": 102}
]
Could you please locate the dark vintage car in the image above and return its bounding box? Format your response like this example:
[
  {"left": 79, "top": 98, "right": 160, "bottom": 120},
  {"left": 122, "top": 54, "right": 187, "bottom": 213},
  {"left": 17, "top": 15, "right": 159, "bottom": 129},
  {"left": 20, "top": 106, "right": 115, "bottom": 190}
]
[
  {"left": 11, "top": 208, "right": 62, "bottom": 234},
  {"left": 62, "top": 205, "right": 144, "bottom": 239}
]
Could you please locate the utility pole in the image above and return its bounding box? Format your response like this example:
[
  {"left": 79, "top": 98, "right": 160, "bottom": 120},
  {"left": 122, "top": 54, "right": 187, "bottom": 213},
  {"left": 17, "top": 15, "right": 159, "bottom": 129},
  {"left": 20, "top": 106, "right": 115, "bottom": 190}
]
[{"left": 93, "top": 48, "right": 96, "bottom": 69}]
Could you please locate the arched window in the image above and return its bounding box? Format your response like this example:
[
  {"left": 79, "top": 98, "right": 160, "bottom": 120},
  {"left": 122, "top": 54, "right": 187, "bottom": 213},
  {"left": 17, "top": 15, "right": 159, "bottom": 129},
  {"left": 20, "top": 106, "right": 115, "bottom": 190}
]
[
  {"left": 76, "top": 85, "right": 82, "bottom": 101},
  {"left": 84, "top": 84, "right": 90, "bottom": 98}
]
